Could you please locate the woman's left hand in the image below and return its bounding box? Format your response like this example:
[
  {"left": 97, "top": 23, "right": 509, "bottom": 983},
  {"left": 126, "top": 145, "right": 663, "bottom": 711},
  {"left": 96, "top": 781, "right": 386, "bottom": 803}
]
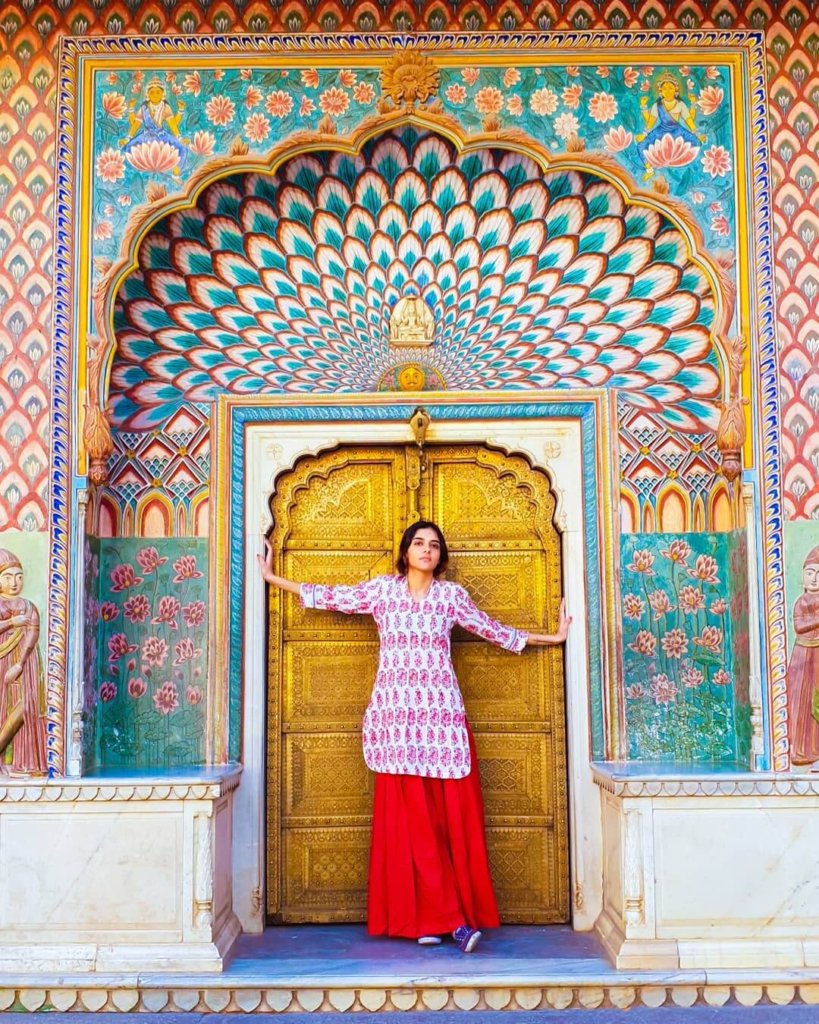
[{"left": 554, "top": 598, "right": 572, "bottom": 641}]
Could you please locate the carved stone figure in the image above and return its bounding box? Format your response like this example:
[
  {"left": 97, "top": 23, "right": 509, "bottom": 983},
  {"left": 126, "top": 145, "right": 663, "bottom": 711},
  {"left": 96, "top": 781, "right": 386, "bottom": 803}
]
[
  {"left": 0, "top": 550, "right": 48, "bottom": 776},
  {"left": 787, "top": 546, "right": 819, "bottom": 767},
  {"left": 389, "top": 294, "right": 434, "bottom": 347}
]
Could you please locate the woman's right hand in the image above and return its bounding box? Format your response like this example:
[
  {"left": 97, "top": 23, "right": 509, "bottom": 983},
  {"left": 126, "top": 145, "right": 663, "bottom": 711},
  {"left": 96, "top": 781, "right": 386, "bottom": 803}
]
[{"left": 257, "top": 538, "right": 275, "bottom": 583}]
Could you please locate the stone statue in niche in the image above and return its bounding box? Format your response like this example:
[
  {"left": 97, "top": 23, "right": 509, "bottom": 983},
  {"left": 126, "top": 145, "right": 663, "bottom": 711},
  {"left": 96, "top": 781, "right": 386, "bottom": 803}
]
[
  {"left": 0, "top": 550, "right": 48, "bottom": 776},
  {"left": 389, "top": 293, "right": 435, "bottom": 347},
  {"left": 787, "top": 546, "right": 819, "bottom": 768}
]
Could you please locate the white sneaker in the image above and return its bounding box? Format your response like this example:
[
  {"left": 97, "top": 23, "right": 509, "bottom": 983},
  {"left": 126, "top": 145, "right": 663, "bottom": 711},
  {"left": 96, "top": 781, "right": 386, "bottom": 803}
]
[{"left": 417, "top": 935, "right": 442, "bottom": 945}]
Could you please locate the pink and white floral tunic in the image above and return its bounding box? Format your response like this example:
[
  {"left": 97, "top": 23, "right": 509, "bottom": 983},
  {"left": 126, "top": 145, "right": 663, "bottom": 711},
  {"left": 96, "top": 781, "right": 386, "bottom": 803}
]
[{"left": 300, "top": 574, "right": 528, "bottom": 779}]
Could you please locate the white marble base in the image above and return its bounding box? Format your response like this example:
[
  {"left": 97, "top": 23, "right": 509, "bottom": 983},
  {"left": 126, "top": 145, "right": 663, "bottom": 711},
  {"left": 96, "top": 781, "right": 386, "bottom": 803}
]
[
  {"left": 0, "top": 770, "right": 242, "bottom": 972},
  {"left": 594, "top": 767, "right": 819, "bottom": 969}
]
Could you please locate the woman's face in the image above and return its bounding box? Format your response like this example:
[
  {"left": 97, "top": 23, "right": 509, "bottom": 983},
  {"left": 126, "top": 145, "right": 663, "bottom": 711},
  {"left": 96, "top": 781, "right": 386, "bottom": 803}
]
[
  {"left": 147, "top": 84, "right": 164, "bottom": 104},
  {"left": 803, "top": 565, "right": 819, "bottom": 593},
  {"left": 0, "top": 567, "right": 23, "bottom": 597},
  {"left": 406, "top": 528, "right": 441, "bottom": 574},
  {"left": 659, "top": 80, "right": 677, "bottom": 101}
]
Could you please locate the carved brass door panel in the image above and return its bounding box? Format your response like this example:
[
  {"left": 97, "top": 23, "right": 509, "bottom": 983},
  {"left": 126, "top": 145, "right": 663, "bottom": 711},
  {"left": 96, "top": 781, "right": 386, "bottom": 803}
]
[{"left": 267, "top": 443, "right": 568, "bottom": 924}]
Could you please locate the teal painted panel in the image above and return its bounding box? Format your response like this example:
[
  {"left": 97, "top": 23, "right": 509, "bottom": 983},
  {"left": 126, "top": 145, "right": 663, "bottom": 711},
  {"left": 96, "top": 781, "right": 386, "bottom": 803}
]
[
  {"left": 91, "top": 538, "right": 209, "bottom": 770},
  {"left": 621, "top": 531, "right": 748, "bottom": 765}
]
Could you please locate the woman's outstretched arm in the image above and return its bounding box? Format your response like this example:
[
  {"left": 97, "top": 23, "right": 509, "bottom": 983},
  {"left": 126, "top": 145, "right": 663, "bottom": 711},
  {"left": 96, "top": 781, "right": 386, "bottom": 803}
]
[
  {"left": 257, "top": 539, "right": 302, "bottom": 596},
  {"left": 525, "top": 599, "right": 572, "bottom": 646}
]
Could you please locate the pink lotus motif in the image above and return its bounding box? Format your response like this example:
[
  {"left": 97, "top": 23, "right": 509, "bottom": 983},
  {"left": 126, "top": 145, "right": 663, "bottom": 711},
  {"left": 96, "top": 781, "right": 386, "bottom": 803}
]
[
  {"left": 95, "top": 147, "right": 126, "bottom": 183},
  {"left": 650, "top": 673, "right": 678, "bottom": 705},
  {"left": 136, "top": 545, "right": 167, "bottom": 575},
  {"left": 301, "top": 68, "right": 319, "bottom": 88},
  {"left": 660, "top": 539, "right": 691, "bottom": 566},
  {"left": 503, "top": 68, "right": 521, "bottom": 87},
  {"left": 661, "top": 628, "right": 688, "bottom": 658},
  {"left": 183, "top": 71, "right": 202, "bottom": 96},
  {"left": 126, "top": 141, "right": 181, "bottom": 174},
  {"left": 475, "top": 86, "right": 503, "bottom": 115},
  {"left": 353, "top": 82, "right": 375, "bottom": 105},
  {"left": 712, "top": 668, "right": 732, "bottom": 687},
  {"left": 245, "top": 86, "right": 262, "bottom": 109},
  {"left": 102, "top": 92, "right": 127, "bottom": 119},
  {"left": 648, "top": 588, "right": 675, "bottom": 618},
  {"left": 190, "top": 131, "right": 216, "bottom": 156},
  {"left": 710, "top": 598, "right": 727, "bottom": 615},
  {"left": 108, "top": 569, "right": 144, "bottom": 593},
  {"left": 530, "top": 87, "right": 558, "bottom": 116},
  {"left": 339, "top": 69, "right": 357, "bottom": 87},
  {"left": 153, "top": 681, "right": 179, "bottom": 715},
  {"left": 205, "top": 95, "right": 236, "bottom": 127},
  {"left": 319, "top": 87, "right": 349, "bottom": 117},
  {"left": 697, "top": 86, "right": 724, "bottom": 116},
  {"left": 679, "top": 585, "right": 705, "bottom": 614},
  {"left": 625, "top": 683, "right": 646, "bottom": 699},
  {"left": 711, "top": 215, "right": 730, "bottom": 236},
  {"left": 185, "top": 685, "right": 204, "bottom": 706},
  {"left": 99, "top": 682, "right": 117, "bottom": 703},
  {"left": 461, "top": 67, "right": 480, "bottom": 86},
  {"left": 128, "top": 677, "right": 147, "bottom": 699},
  {"left": 182, "top": 600, "right": 206, "bottom": 627},
  {"left": 693, "top": 625, "right": 723, "bottom": 654},
  {"left": 645, "top": 132, "right": 699, "bottom": 169},
  {"left": 123, "top": 594, "right": 151, "bottom": 623},
  {"left": 108, "top": 632, "right": 137, "bottom": 661},
  {"left": 172, "top": 555, "right": 203, "bottom": 582},
  {"left": 265, "top": 90, "right": 293, "bottom": 118},
  {"left": 627, "top": 549, "right": 655, "bottom": 575},
  {"left": 554, "top": 113, "right": 580, "bottom": 140},
  {"left": 562, "top": 84, "right": 582, "bottom": 110},
  {"left": 142, "top": 635, "right": 169, "bottom": 667},
  {"left": 603, "top": 126, "right": 632, "bottom": 152},
  {"left": 589, "top": 91, "right": 618, "bottom": 123},
  {"left": 507, "top": 96, "right": 523, "bottom": 116},
  {"left": 152, "top": 595, "right": 181, "bottom": 629},
  {"left": 299, "top": 96, "right": 315, "bottom": 117},
  {"left": 702, "top": 145, "right": 731, "bottom": 178},
  {"left": 681, "top": 666, "right": 704, "bottom": 689},
  {"left": 688, "top": 554, "right": 720, "bottom": 584},
  {"left": 174, "top": 636, "right": 202, "bottom": 665},
  {"left": 94, "top": 221, "right": 113, "bottom": 241},
  {"left": 623, "top": 67, "right": 639, "bottom": 88},
  {"left": 98, "top": 601, "right": 119, "bottom": 621},
  {"left": 623, "top": 594, "right": 645, "bottom": 620},
  {"left": 445, "top": 84, "right": 467, "bottom": 105},
  {"left": 628, "top": 629, "right": 657, "bottom": 656}
]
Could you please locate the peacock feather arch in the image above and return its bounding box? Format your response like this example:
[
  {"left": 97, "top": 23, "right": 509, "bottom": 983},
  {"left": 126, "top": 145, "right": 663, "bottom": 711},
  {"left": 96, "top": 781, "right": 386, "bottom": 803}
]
[{"left": 108, "top": 124, "right": 728, "bottom": 433}]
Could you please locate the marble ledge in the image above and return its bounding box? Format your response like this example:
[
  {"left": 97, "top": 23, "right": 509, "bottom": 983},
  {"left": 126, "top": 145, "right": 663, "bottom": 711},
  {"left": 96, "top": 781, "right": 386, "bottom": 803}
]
[
  {"left": 592, "top": 761, "right": 819, "bottom": 798},
  {"left": 0, "top": 764, "right": 242, "bottom": 803}
]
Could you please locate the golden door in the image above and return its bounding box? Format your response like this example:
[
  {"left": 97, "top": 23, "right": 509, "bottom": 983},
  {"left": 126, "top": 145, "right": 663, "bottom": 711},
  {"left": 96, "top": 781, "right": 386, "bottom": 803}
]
[{"left": 266, "top": 443, "right": 568, "bottom": 923}]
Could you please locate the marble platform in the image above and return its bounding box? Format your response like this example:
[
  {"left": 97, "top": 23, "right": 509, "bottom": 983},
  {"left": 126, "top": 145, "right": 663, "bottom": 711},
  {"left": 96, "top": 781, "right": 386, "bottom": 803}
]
[{"left": 3, "top": 925, "right": 819, "bottom": 1013}]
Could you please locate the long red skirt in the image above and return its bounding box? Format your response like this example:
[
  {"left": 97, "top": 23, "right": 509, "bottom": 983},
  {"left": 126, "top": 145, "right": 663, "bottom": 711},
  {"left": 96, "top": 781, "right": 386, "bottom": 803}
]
[{"left": 367, "top": 729, "right": 500, "bottom": 938}]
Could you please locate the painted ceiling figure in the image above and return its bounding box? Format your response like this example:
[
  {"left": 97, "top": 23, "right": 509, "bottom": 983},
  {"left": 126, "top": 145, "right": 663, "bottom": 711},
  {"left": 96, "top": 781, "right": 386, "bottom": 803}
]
[
  {"left": 635, "top": 71, "right": 706, "bottom": 179},
  {"left": 390, "top": 294, "right": 435, "bottom": 347},
  {"left": 787, "top": 546, "right": 819, "bottom": 767},
  {"left": 0, "top": 550, "right": 48, "bottom": 777},
  {"left": 119, "top": 76, "right": 189, "bottom": 177}
]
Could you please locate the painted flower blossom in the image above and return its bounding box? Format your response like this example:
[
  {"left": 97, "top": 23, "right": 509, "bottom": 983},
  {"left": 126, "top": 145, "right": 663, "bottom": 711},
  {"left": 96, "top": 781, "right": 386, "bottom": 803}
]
[
  {"left": 266, "top": 90, "right": 293, "bottom": 118},
  {"left": 706, "top": 66, "right": 720, "bottom": 79},
  {"left": 99, "top": 601, "right": 119, "bottom": 622},
  {"left": 123, "top": 593, "right": 151, "bottom": 623},
  {"left": 688, "top": 554, "right": 720, "bottom": 584},
  {"left": 503, "top": 68, "right": 521, "bottom": 87},
  {"left": 623, "top": 594, "right": 645, "bottom": 620},
  {"left": 128, "top": 677, "right": 147, "bottom": 699},
  {"left": 339, "top": 69, "right": 357, "bottom": 87},
  {"left": 461, "top": 67, "right": 480, "bottom": 85},
  {"left": 712, "top": 669, "right": 732, "bottom": 687},
  {"left": 353, "top": 81, "right": 375, "bottom": 105},
  {"left": 102, "top": 92, "right": 127, "bottom": 119},
  {"left": 625, "top": 683, "right": 646, "bottom": 699},
  {"left": 661, "top": 539, "right": 691, "bottom": 566},
  {"left": 566, "top": 66, "right": 580, "bottom": 77},
  {"left": 562, "top": 84, "right": 583, "bottom": 110},
  {"left": 205, "top": 95, "right": 236, "bottom": 127},
  {"left": 190, "top": 131, "right": 216, "bottom": 156},
  {"left": 645, "top": 133, "right": 699, "bottom": 168},
  {"left": 142, "top": 635, "right": 169, "bottom": 668},
  {"left": 681, "top": 666, "right": 704, "bottom": 689},
  {"left": 300, "top": 96, "right": 315, "bottom": 117},
  {"left": 244, "top": 113, "right": 271, "bottom": 143},
  {"left": 136, "top": 546, "right": 167, "bottom": 575},
  {"left": 662, "top": 628, "right": 688, "bottom": 658},
  {"left": 702, "top": 145, "right": 731, "bottom": 178},
  {"left": 95, "top": 147, "right": 126, "bottom": 183},
  {"left": 711, "top": 598, "right": 728, "bottom": 615},
  {"left": 186, "top": 685, "right": 204, "bottom": 706},
  {"left": 679, "top": 585, "right": 706, "bottom": 614},
  {"left": 691, "top": 191, "right": 704, "bottom": 203},
  {"left": 628, "top": 629, "right": 657, "bottom": 656},
  {"left": 119, "top": 195, "right": 132, "bottom": 206},
  {"left": 603, "top": 126, "right": 632, "bottom": 152},
  {"left": 623, "top": 67, "right": 639, "bottom": 88},
  {"left": 507, "top": 95, "right": 523, "bottom": 116},
  {"left": 693, "top": 625, "right": 723, "bottom": 654},
  {"left": 445, "top": 84, "right": 467, "bottom": 105},
  {"left": 588, "top": 91, "right": 618, "bottom": 123},
  {"left": 627, "top": 549, "right": 656, "bottom": 575},
  {"left": 99, "top": 682, "right": 117, "bottom": 703},
  {"left": 153, "top": 681, "right": 179, "bottom": 715},
  {"left": 301, "top": 68, "right": 319, "bottom": 88},
  {"left": 183, "top": 600, "right": 206, "bottom": 628},
  {"left": 650, "top": 674, "right": 678, "bottom": 705},
  {"left": 172, "top": 555, "right": 203, "bottom": 582},
  {"left": 108, "top": 632, "right": 137, "bottom": 662},
  {"left": 554, "top": 112, "right": 580, "bottom": 140},
  {"left": 245, "top": 86, "right": 263, "bottom": 109},
  {"left": 697, "top": 85, "right": 724, "bottom": 115},
  {"left": 109, "top": 563, "right": 143, "bottom": 592},
  {"left": 596, "top": 65, "right": 610, "bottom": 77},
  {"left": 152, "top": 595, "right": 181, "bottom": 630},
  {"left": 711, "top": 215, "right": 730, "bottom": 236},
  {"left": 319, "top": 87, "right": 349, "bottom": 116},
  {"left": 649, "top": 589, "right": 675, "bottom": 618},
  {"left": 182, "top": 70, "right": 202, "bottom": 96},
  {"left": 126, "top": 140, "right": 181, "bottom": 174},
  {"left": 530, "top": 87, "right": 558, "bottom": 116},
  {"left": 174, "top": 637, "right": 203, "bottom": 665},
  {"left": 475, "top": 86, "right": 504, "bottom": 115},
  {"left": 94, "top": 221, "right": 113, "bottom": 241}
]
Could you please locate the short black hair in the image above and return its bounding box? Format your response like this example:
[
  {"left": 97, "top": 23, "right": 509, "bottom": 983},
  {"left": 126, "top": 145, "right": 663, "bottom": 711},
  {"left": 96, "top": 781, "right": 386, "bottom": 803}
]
[{"left": 396, "top": 520, "right": 449, "bottom": 577}]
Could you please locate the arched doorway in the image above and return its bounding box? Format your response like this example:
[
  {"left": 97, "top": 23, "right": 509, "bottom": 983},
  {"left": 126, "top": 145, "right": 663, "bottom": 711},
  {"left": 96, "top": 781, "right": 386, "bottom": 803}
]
[{"left": 265, "top": 440, "right": 568, "bottom": 924}]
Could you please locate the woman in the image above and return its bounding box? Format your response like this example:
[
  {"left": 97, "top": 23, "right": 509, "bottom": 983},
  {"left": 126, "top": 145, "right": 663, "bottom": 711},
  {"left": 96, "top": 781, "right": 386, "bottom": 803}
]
[
  {"left": 635, "top": 71, "right": 706, "bottom": 180},
  {"left": 787, "top": 546, "right": 819, "bottom": 766},
  {"left": 119, "top": 77, "right": 188, "bottom": 176},
  {"left": 259, "top": 519, "right": 571, "bottom": 950}
]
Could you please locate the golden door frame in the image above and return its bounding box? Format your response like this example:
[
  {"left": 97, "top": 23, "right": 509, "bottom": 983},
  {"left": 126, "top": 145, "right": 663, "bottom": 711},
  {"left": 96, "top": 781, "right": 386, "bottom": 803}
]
[
  {"left": 265, "top": 440, "right": 569, "bottom": 923},
  {"left": 220, "top": 394, "right": 619, "bottom": 933}
]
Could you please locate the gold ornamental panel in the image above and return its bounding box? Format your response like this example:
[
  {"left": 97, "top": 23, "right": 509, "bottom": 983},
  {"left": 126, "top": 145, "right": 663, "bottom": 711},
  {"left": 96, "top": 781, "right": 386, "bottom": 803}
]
[
  {"left": 283, "top": 641, "right": 378, "bottom": 731},
  {"left": 474, "top": 732, "right": 556, "bottom": 821},
  {"left": 287, "top": 459, "right": 396, "bottom": 546},
  {"left": 448, "top": 550, "right": 542, "bottom": 629},
  {"left": 485, "top": 826, "right": 567, "bottom": 924},
  {"left": 282, "top": 827, "right": 370, "bottom": 922},
  {"left": 453, "top": 643, "right": 546, "bottom": 726},
  {"left": 284, "top": 550, "right": 392, "bottom": 632},
  {"left": 284, "top": 733, "right": 373, "bottom": 824}
]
